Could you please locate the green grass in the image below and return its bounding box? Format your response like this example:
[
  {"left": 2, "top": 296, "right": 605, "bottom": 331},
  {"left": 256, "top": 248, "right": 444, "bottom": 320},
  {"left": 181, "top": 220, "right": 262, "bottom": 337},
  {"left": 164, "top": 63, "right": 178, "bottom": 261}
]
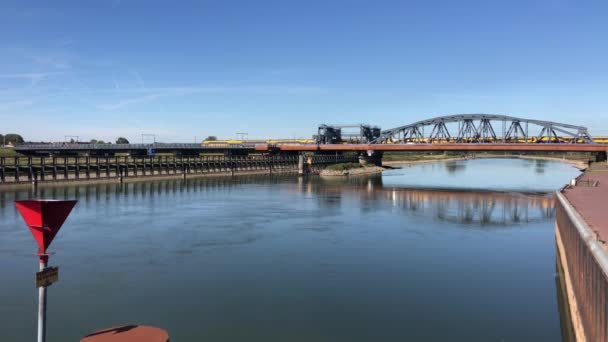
[
  {"left": 0, "top": 148, "right": 18, "bottom": 157},
  {"left": 325, "top": 162, "right": 363, "bottom": 171}
]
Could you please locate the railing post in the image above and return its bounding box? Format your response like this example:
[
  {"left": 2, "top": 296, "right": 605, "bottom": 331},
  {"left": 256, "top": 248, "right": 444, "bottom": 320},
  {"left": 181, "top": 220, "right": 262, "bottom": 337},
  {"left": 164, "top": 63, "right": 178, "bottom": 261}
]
[
  {"left": 96, "top": 157, "right": 100, "bottom": 178},
  {"left": 40, "top": 157, "right": 45, "bottom": 181},
  {"left": 15, "top": 157, "right": 20, "bottom": 182},
  {"left": 28, "top": 157, "right": 33, "bottom": 182},
  {"left": 0, "top": 157, "right": 4, "bottom": 183}
]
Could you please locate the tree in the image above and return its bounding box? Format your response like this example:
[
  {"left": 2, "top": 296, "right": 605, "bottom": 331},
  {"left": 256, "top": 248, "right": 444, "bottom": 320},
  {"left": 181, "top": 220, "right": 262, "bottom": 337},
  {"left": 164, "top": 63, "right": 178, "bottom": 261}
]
[
  {"left": 4, "top": 134, "right": 24, "bottom": 145},
  {"left": 90, "top": 139, "right": 98, "bottom": 144},
  {"left": 116, "top": 137, "right": 129, "bottom": 144},
  {"left": 205, "top": 136, "right": 218, "bottom": 141}
]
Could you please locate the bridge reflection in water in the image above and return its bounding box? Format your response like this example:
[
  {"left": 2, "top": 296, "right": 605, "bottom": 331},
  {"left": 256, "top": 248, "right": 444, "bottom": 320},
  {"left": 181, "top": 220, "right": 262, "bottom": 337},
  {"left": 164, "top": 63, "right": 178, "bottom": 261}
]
[
  {"left": 384, "top": 188, "right": 554, "bottom": 226},
  {"left": 297, "top": 176, "right": 556, "bottom": 227},
  {"left": 0, "top": 175, "right": 556, "bottom": 229}
]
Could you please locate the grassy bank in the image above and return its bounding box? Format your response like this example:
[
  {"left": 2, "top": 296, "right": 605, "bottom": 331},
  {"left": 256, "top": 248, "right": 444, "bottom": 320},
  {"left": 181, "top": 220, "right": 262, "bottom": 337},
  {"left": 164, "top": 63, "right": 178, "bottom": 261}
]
[{"left": 0, "top": 148, "right": 18, "bottom": 157}]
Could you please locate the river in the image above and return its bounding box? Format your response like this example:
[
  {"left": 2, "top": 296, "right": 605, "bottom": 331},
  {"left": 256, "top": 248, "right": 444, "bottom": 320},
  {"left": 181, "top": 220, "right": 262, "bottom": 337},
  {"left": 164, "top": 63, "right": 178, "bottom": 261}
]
[{"left": 0, "top": 158, "right": 581, "bottom": 341}]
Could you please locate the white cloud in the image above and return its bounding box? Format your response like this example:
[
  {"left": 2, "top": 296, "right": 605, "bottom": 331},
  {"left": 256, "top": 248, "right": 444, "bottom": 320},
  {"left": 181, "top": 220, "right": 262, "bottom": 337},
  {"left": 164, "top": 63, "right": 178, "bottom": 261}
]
[
  {"left": 0, "top": 99, "right": 36, "bottom": 110},
  {"left": 96, "top": 85, "right": 324, "bottom": 110},
  {"left": 0, "top": 72, "right": 61, "bottom": 85},
  {"left": 97, "top": 93, "right": 168, "bottom": 111}
]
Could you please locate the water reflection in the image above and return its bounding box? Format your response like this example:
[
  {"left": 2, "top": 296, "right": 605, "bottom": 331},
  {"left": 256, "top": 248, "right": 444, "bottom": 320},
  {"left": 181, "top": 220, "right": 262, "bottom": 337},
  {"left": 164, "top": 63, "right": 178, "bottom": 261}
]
[
  {"left": 1, "top": 174, "right": 556, "bottom": 229},
  {"left": 444, "top": 161, "right": 467, "bottom": 174},
  {"left": 0, "top": 175, "right": 296, "bottom": 206},
  {"left": 298, "top": 176, "right": 555, "bottom": 227},
  {"left": 0, "top": 159, "right": 577, "bottom": 342},
  {"left": 535, "top": 159, "right": 547, "bottom": 174}
]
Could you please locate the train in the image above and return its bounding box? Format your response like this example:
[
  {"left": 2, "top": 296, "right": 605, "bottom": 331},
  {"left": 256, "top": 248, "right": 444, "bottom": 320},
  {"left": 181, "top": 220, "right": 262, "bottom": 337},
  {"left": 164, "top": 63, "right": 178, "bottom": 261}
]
[
  {"left": 202, "top": 139, "right": 316, "bottom": 147},
  {"left": 202, "top": 136, "right": 608, "bottom": 146}
]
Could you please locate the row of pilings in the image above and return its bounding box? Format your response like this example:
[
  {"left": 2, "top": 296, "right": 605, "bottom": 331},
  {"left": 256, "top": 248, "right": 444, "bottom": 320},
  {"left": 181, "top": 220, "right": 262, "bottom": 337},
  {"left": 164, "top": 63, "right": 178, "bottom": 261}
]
[{"left": 0, "top": 153, "right": 361, "bottom": 186}]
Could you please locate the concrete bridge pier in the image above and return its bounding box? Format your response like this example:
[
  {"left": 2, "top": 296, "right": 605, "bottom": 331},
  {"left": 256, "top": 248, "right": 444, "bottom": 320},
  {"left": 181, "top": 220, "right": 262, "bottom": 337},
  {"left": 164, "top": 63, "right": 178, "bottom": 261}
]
[
  {"left": 595, "top": 150, "right": 607, "bottom": 164},
  {"left": 298, "top": 154, "right": 308, "bottom": 176},
  {"left": 359, "top": 151, "right": 383, "bottom": 166}
]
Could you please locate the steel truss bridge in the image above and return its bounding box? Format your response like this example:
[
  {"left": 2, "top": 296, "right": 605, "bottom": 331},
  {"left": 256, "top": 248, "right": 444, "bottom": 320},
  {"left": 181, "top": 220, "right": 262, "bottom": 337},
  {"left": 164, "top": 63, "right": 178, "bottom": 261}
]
[
  {"left": 373, "top": 114, "right": 594, "bottom": 144},
  {"left": 256, "top": 114, "right": 606, "bottom": 154},
  {"left": 13, "top": 114, "right": 607, "bottom": 157}
]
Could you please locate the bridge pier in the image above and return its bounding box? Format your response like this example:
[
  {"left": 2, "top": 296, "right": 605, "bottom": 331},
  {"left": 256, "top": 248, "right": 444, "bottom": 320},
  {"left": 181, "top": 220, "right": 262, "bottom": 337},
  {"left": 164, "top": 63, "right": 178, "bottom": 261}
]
[
  {"left": 298, "top": 155, "right": 308, "bottom": 176},
  {"left": 595, "top": 150, "right": 607, "bottom": 164},
  {"left": 359, "top": 151, "right": 383, "bottom": 167}
]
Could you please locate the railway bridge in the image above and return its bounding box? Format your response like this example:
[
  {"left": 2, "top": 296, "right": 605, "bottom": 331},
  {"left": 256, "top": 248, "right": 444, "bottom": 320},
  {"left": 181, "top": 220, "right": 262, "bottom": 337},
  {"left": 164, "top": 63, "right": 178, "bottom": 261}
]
[
  {"left": 260, "top": 114, "right": 608, "bottom": 165},
  {"left": 13, "top": 114, "right": 608, "bottom": 166}
]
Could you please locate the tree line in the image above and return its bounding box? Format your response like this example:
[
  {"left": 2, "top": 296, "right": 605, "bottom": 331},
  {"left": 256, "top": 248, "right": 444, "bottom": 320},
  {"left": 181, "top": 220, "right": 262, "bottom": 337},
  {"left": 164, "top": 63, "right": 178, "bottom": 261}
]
[
  {"left": 1, "top": 135, "right": 220, "bottom": 146},
  {"left": 0, "top": 134, "right": 131, "bottom": 146},
  {"left": 89, "top": 137, "right": 130, "bottom": 144},
  {"left": 1, "top": 134, "right": 24, "bottom": 145}
]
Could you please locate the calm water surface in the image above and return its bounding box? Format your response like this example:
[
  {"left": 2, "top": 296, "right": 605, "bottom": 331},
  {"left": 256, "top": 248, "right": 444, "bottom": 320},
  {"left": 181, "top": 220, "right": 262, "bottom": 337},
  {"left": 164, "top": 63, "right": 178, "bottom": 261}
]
[{"left": 0, "top": 158, "right": 580, "bottom": 341}]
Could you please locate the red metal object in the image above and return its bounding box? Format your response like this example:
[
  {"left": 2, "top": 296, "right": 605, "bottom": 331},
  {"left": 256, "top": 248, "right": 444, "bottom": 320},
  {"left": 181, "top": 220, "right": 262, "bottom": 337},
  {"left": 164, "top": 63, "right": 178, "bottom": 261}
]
[
  {"left": 80, "top": 325, "right": 169, "bottom": 342},
  {"left": 255, "top": 143, "right": 608, "bottom": 152},
  {"left": 15, "top": 200, "right": 77, "bottom": 255}
]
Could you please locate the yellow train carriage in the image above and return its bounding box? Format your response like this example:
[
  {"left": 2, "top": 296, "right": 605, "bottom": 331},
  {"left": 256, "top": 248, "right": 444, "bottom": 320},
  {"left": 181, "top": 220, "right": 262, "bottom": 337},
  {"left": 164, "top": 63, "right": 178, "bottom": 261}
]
[
  {"left": 202, "top": 139, "right": 316, "bottom": 146},
  {"left": 202, "top": 136, "right": 608, "bottom": 146}
]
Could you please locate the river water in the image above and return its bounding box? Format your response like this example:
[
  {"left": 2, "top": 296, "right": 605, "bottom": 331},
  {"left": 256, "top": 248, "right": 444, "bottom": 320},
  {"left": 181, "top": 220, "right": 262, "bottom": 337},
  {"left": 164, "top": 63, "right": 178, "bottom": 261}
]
[{"left": 0, "top": 158, "right": 580, "bottom": 341}]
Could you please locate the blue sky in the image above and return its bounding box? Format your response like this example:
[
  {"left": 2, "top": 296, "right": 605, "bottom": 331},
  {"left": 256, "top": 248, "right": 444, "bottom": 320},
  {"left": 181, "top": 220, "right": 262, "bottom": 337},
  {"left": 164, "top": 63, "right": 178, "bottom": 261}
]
[{"left": 1, "top": 0, "right": 607, "bottom": 142}]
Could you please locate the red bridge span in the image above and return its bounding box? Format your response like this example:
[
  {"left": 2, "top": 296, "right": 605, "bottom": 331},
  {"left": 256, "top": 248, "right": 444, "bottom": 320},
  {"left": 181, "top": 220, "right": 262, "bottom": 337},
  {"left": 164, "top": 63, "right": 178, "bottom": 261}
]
[{"left": 256, "top": 143, "right": 608, "bottom": 153}]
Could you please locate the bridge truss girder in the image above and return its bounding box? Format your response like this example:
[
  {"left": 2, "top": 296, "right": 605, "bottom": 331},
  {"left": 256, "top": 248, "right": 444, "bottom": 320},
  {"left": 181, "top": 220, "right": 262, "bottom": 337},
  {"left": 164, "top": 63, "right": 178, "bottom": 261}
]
[
  {"left": 429, "top": 121, "right": 451, "bottom": 143},
  {"left": 505, "top": 121, "right": 527, "bottom": 142},
  {"left": 373, "top": 114, "right": 594, "bottom": 144}
]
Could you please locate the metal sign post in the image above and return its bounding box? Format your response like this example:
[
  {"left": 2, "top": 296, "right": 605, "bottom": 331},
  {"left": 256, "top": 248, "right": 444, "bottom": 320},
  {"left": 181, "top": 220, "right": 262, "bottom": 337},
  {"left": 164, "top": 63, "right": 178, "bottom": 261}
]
[{"left": 15, "top": 200, "right": 77, "bottom": 342}]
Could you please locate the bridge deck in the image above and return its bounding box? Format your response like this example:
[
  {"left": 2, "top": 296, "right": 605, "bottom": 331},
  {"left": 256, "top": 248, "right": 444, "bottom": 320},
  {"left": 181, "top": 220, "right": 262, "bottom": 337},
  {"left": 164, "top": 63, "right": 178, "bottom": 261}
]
[{"left": 256, "top": 143, "right": 608, "bottom": 152}]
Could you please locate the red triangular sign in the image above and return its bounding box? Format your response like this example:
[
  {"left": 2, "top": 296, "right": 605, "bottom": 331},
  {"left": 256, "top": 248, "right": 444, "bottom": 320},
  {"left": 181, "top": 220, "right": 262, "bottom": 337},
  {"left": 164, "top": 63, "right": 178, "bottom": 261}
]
[{"left": 15, "top": 200, "right": 77, "bottom": 253}]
